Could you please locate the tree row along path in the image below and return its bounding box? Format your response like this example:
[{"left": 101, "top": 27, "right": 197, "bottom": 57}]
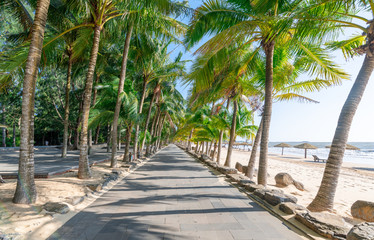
[{"left": 48, "top": 145, "right": 303, "bottom": 240}]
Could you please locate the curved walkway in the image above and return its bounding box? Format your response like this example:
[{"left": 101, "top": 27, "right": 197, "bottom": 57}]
[{"left": 48, "top": 145, "right": 303, "bottom": 240}]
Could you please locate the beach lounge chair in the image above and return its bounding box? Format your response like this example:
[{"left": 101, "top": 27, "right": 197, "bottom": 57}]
[{"left": 312, "top": 155, "right": 326, "bottom": 163}]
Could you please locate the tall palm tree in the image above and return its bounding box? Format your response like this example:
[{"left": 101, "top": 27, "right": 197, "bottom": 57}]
[
  {"left": 110, "top": 1, "right": 187, "bottom": 166},
  {"left": 12, "top": 0, "right": 51, "bottom": 204},
  {"left": 110, "top": 23, "right": 133, "bottom": 168},
  {"left": 308, "top": 1, "right": 374, "bottom": 212},
  {"left": 185, "top": 0, "right": 347, "bottom": 184}
]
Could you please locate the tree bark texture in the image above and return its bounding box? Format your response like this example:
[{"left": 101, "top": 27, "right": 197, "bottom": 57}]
[
  {"left": 308, "top": 49, "right": 374, "bottom": 212},
  {"left": 133, "top": 78, "right": 148, "bottom": 160},
  {"left": 73, "top": 100, "right": 83, "bottom": 150},
  {"left": 246, "top": 117, "right": 263, "bottom": 180},
  {"left": 224, "top": 99, "right": 238, "bottom": 167},
  {"left": 13, "top": 0, "right": 50, "bottom": 204},
  {"left": 146, "top": 105, "right": 160, "bottom": 155},
  {"left": 12, "top": 123, "right": 16, "bottom": 147},
  {"left": 187, "top": 129, "right": 193, "bottom": 151},
  {"left": 217, "top": 131, "right": 223, "bottom": 163},
  {"left": 2, "top": 107, "right": 5, "bottom": 147},
  {"left": 94, "top": 124, "right": 100, "bottom": 144},
  {"left": 61, "top": 52, "right": 73, "bottom": 158},
  {"left": 140, "top": 91, "right": 157, "bottom": 155},
  {"left": 111, "top": 24, "right": 133, "bottom": 167},
  {"left": 258, "top": 41, "right": 274, "bottom": 186},
  {"left": 123, "top": 124, "right": 132, "bottom": 162},
  {"left": 78, "top": 25, "right": 102, "bottom": 179}
]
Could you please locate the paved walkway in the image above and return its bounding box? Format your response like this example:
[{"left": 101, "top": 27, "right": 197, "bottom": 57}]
[
  {"left": 48, "top": 145, "right": 303, "bottom": 240},
  {"left": 0, "top": 145, "right": 125, "bottom": 175}
]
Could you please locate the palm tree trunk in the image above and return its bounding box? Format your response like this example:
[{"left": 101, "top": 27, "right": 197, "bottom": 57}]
[
  {"left": 140, "top": 90, "right": 158, "bottom": 155},
  {"left": 94, "top": 124, "right": 100, "bottom": 144},
  {"left": 217, "top": 131, "right": 223, "bottom": 163},
  {"left": 111, "top": 24, "right": 133, "bottom": 168},
  {"left": 308, "top": 49, "right": 374, "bottom": 212},
  {"left": 187, "top": 129, "right": 193, "bottom": 151},
  {"left": 195, "top": 142, "right": 199, "bottom": 153},
  {"left": 13, "top": 0, "right": 50, "bottom": 204},
  {"left": 78, "top": 25, "right": 102, "bottom": 179},
  {"left": 258, "top": 41, "right": 274, "bottom": 186},
  {"left": 224, "top": 99, "right": 238, "bottom": 167},
  {"left": 212, "top": 141, "right": 217, "bottom": 160},
  {"left": 61, "top": 52, "right": 72, "bottom": 158},
  {"left": 246, "top": 117, "right": 263, "bottom": 180},
  {"left": 2, "top": 107, "right": 6, "bottom": 147},
  {"left": 156, "top": 116, "right": 165, "bottom": 149},
  {"left": 73, "top": 100, "right": 83, "bottom": 150},
  {"left": 208, "top": 140, "right": 213, "bottom": 156},
  {"left": 146, "top": 105, "right": 160, "bottom": 155},
  {"left": 123, "top": 124, "right": 132, "bottom": 162},
  {"left": 134, "top": 78, "right": 148, "bottom": 159},
  {"left": 118, "top": 123, "right": 121, "bottom": 150},
  {"left": 92, "top": 74, "right": 100, "bottom": 107},
  {"left": 12, "top": 123, "right": 16, "bottom": 147},
  {"left": 217, "top": 98, "right": 231, "bottom": 163},
  {"left": 107, "top": 124, "right": 111, "bottom": 152}
]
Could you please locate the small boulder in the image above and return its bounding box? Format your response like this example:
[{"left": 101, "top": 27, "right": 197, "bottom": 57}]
[
  {"left": 279, "top": 202, "right": 307, "bottom": 215},
  {"left": 206, "top": 160, "right": 218, "bottom": 168},
  {"left": 242, "top": 166, "right": 248, "bottom": 174},
  {"left": 43, "top": 202, "right": 70, "bottom": 214},
  {"left": 351, "top": 200, "right": 374, "bottom": 222},
  {"left": 235, "top": 162, "right": 243, "bottom": 173},
  {"left": 296, "top": 211, "right": 352, "bottom": 240},
  {"left": 67, "top": 196, "right": 85, "bottom": 206},
  {"left": 86, "top": 184, "right": 102, "bottom": 192},
  {"left": 200, "top": 154, "right": 210, "bottom": 161},
  {"left": 254, "top": 188, "right": 271, "bottom": 199},
  {"left": 347, "top": 222, "right": 374, "bottom": 240},
  {"left": 238, "top": 179, "right": 255, "bottom": 187},
  {"left": 264, "top": 190, "right": 297, "bottom": 206},
  {"left": 217, "top": 166, "right": 237, "bottom": 174},
  {"left": 245, "top": 183, "right": 264, "bottom": 192},
  {"left": 293, "top": 181, "right": 305, "bottom": 191},
  {"left": 275, "top": 173, "right": 294, "bottom": 187},
  {"left": 275, "top": 172, "right": 305, "bottom": 191}
]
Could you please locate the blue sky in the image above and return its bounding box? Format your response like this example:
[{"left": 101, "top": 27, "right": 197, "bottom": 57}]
[{"left": 174, "top": 1, "right": 374, "bottom": 142}]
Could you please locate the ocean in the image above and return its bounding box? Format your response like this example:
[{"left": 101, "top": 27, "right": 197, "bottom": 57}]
[{"left": 268, "top": 142, "right": 374, "bottom": 166}]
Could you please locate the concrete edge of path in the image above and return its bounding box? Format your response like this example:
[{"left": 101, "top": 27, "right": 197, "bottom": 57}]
[
  {"left": 28, "top": 149, "right": 164, "bottom": 240},
  {"left": 176, "top": 144, "right": 323, "bottom": 240}
]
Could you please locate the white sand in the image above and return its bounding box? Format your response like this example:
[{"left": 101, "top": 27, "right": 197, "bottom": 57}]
[
  {"left": 218, "top": 147, "right": 374, "bottom": 218},
  {"left": 0, "top": 161, "right": 118, "bottom": 239}
]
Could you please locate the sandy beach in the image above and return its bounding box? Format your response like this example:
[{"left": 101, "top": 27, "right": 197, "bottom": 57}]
[
  {"left": 217, "top": 147, "right": 374, "bottom": 218},
  {"left": 0, "top": 161, "right": 120, "bottom": 239}
]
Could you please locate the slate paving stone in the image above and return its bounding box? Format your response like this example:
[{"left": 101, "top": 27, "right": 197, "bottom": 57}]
[{"left": 47, "top": 145, "right": 303, "bottom": 240}]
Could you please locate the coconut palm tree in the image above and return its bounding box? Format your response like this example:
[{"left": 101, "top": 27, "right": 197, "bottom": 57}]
[
  {"left": 10, "top": 0, "right": 51, "bottom": 204},
  {"left": 307, "top": 0, "right": 374, "bottom": 212},
  {"left": 138, "top": 49, "right": 186, "bottom": 156},
  {"left": 185, "top": 0, "right": 348, "bottom": 184},
  {"left": 110, "top": 1, "right": 188, "bottom": 167}
]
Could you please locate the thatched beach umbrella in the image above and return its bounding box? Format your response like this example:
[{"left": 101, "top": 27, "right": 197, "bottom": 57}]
[
  {"left": 274, "top": 143, "right": 292, "bottom": 155},
  {"left": 325, "top": 144, "right": 360, "bottom": 150},
  {"left": 294, "top": 143, "right": 317, "bottom": 158}
]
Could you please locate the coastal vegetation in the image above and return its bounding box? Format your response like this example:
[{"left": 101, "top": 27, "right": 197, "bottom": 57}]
[{"left": 0, "top": 0, "right": 373, "bottom": 220}]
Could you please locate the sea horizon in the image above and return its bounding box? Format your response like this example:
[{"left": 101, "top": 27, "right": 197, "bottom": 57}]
[{"left": 231, "top": 141, "right": 374, "bottom": 166}]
